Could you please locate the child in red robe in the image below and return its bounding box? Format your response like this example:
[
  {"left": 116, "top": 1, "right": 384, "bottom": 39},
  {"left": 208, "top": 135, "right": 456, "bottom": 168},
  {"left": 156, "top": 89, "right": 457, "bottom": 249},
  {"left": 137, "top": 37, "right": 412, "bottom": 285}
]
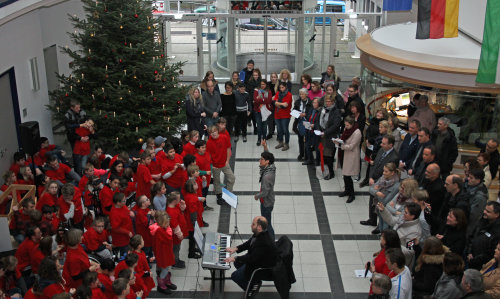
[
  {"left": 181, "top": 131, "right": 200, "bottom": 157},
  {"left": 36, "top": 181, "right": 58, "bottom": 211},
  {"left": 166, "top": 191, "right": 188, "bottom": 268},
  {"left": 97, "top": 258, "right": 115, "bottom": 298},
  {"left": 134, "top": 196, "right": 154, "bottom": 257},
  {"left": 82, "top": 217, "right": 112, "bottom": 260},
  {"left": 129, "top": 235, "right": 155, "bottom": 296},
  {"left": 99, "top": 175, "right": 120, "bottom": 216},
  {"left": 73, "top": 119, "right": 95, "bottom": 175},
  {"left": 149, "top": 211, "right": 176, "bottom": 294},
  {"left": 110, "top": 193, "right": 134, "bottom": 258},
  {"left": 114, "top": 272, "right": 141, "bottom": 299},
  {"left": 136, "top": 152, "right": 155, "bottom": 199},
  {"left": 57, "top": 184, "right": 83, "bottom": 228},
  {"left": 62, "top": 228, "right": 98, "bottom": 289},
  {"left": 82, "top": 272, "right": 106, "bottom": 299}
]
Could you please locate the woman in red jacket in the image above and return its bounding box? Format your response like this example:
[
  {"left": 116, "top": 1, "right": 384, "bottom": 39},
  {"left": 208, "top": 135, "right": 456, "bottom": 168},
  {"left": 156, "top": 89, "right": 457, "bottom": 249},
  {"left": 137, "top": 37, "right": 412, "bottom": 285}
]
[
  {"left": 273, "top": 81, "right": 293, "bottom": 151},
  {"left": 149, "top": 211, "right": 176, "bottom": 294},
  {"left": 253, "top": 79, "right": 273, "bottom": 146},
  {"left": 367, "top": 229, "right": 400, "bottom": 294},
  {"left": 62, "top": 229, "right": 98, "bottom": 289}
]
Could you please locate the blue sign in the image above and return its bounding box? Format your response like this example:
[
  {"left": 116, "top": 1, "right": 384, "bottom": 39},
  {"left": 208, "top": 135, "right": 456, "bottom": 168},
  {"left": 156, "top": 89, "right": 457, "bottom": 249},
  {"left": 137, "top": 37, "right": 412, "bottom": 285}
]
[{"left": 206, "top": 33, "right": 217, "bottom": 40}]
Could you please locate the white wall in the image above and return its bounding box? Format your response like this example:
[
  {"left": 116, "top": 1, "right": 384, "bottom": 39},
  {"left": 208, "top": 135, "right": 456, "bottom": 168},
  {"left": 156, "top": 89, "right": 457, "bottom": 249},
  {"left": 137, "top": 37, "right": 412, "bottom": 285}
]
[
  {"left": 458, "top": 0, "right": 487, "bottom": 42},
  {"left": 0, "top": 0, "right": 84, "bottom": 145}
]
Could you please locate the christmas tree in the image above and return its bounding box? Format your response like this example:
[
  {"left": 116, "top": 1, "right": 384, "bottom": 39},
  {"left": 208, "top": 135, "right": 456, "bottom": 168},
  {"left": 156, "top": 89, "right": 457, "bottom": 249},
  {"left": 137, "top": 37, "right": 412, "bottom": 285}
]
[{"left": 48, "top": 0, "right": 187, "bottom": 151}]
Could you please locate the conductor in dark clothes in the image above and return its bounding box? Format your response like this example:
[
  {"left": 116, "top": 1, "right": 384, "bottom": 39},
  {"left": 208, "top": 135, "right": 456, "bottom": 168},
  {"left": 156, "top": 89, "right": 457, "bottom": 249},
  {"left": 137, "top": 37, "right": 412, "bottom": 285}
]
[{"left": 225, "top": 216, "right": 278, "bottom": 290}]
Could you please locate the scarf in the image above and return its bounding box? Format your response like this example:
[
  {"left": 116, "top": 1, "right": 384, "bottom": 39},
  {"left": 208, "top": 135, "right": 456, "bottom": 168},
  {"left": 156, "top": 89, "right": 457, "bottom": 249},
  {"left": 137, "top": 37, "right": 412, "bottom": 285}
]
[
  {"left": 278, "top": 90, "right": 287, "bottom": 102},
  {"left": 340, "top": 123, "right": 359, "bottom": 141},
  {"left": 320, "top": 106, "right": 331, "bottom": 129},
  {"left": 259, "top": 163, "right": 276, "bottom": 183},
  {"left": 375, "top": 173, "right": 399, "bottom": 193}
]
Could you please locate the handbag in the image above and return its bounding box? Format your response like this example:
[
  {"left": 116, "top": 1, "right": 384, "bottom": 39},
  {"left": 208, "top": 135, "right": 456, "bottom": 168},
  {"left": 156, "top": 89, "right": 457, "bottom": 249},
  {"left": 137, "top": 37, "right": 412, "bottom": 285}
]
[{"left": 297, "top": 118, "right": 306, "bottom": 136}]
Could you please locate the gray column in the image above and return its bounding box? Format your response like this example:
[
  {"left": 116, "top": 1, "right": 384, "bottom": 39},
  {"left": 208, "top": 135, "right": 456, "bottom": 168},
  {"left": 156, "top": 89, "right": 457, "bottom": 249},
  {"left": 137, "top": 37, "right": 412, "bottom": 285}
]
[
  {"left": 196, "top": 19, "right": 204, "bottom": 80},
  {"left": 328, "top": 20, "right": 337, "bottom": 65},
  {"left": 164, "top": 20, "right": 172, "bottom": 57},
  {"left": 294, "top": 17, "right": 305, "bottom": 83},
  {"left": 227, "top": 17, "right": 236, "bottom": 72}
]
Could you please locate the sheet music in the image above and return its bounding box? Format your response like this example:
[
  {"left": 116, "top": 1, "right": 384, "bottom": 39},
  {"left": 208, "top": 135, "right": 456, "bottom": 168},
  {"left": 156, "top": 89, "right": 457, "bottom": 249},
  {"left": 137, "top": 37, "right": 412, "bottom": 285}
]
[
  {"left": 290, "top": 110, "right": 301, "bottom": 119},
  {"left": 314, "top": 130, "right": 323, "bottom": 136},
  {"left": 194, "top": 222, "right": 205, "bottom": 255},
  {"left": 303, "top": 121, "right": 311, "bottom": 129},
  {"left": 222, "top": 188, "right": 238, "bottom": 209},
  {"left": 260, "top": 105, "right": 272, "bottom": 122}
]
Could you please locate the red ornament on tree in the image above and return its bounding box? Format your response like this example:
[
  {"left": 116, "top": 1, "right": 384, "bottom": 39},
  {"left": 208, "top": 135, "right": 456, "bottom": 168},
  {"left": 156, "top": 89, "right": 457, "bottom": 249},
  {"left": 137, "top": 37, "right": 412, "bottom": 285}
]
[
  {"left": 161, "top": 54, "right": 164, "bottom": 58},
  {"left": 153, "top": 97, "right": 157, "bottom": 101},
  {"left": 149, "top": 120, "right": 151, "bottom": 123},
  {"left": 139, "top": 84, "right": 142, "bottom": 88},
  {"left": 104, "top": 115, "right": 108, "bottom": 118},
  {"left": 134, "top": 14, "right": 138, "bottom": 18},
  {"left": 119, "top": 59, "right": 122, "bottom": 63},
  {"left": 65, "top": 93, "right": 69, "bottom": 97},
  {"left": 124, "top": 42, "right": 127, "bottom": 45},
  {"left": 154, "top": 70, "right": 158, "bottom": 74},
  {"left": 104, "top": 8, "right": 108, "bottom": 12}
]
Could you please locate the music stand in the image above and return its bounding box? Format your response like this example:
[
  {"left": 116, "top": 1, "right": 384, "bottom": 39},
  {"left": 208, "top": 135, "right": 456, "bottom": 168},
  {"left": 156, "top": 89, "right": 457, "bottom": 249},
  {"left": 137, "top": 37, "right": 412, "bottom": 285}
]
[{"left": 221, "top": 188, "right": 243, "bottom": 243}]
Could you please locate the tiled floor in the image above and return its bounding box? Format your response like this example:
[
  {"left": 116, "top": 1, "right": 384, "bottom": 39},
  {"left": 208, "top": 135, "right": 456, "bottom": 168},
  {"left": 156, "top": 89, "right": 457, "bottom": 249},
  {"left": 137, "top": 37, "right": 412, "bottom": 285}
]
[{"left": 151, "top": 131, "right": 381, "bottom": 298}]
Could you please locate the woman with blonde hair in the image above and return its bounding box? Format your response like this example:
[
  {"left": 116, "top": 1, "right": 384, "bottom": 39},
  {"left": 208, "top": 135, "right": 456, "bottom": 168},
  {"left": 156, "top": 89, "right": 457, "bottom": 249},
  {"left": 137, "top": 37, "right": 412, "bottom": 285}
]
[
  {"left": 276, "top": 69, "right": 292, "bottom": 92},
  {"left": 370, "top": 162, "right": 401, "bottom": 234},
  {"left": 385, "top": 178, "right": 419, "bottom": 216},
  {"left": 185, "top": 86, "right": 206, "bottom": 137}
]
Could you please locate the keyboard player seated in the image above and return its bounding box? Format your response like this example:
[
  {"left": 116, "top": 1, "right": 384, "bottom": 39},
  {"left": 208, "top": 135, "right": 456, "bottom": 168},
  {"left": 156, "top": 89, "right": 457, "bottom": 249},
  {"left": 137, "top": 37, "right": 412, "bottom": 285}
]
[{"left": 224, "top": 216, "right": 278, "bottom": 290}]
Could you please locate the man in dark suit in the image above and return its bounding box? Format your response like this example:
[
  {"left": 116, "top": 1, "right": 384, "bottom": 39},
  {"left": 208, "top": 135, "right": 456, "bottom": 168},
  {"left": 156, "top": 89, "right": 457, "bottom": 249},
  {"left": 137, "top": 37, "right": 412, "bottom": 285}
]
[
  {"left": 412, "top": 145, "right": 437, "bottom": 185},
  {"left": 225, "top": 216, "right": 278, "bottom": 290},
  {"left": 398, "top": 119, "right": 421, "bottom": 172},
  {"left": 431, "top": 117, "right": 458, "bottom": 179},
  {"left": 420, "top": 163, "right": 446, "bottom": 234},
  {"left": 360, "top": 135, "right": 399, "bottom": 226},
  {"left": 407, "top": 127, "right": 432, "bottom": 172}
]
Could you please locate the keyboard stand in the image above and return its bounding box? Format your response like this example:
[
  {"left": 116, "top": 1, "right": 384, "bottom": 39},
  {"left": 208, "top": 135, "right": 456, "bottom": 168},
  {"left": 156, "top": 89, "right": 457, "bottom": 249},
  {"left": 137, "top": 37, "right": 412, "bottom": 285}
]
[{"left": 205, "top": 269, "right": 227, "bottom": 299}]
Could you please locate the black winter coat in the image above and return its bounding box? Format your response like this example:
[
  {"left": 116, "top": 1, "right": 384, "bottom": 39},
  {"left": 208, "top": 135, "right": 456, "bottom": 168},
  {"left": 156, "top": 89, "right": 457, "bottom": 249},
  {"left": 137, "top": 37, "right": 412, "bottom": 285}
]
[
  {"left": 468, "top": 218, "right": 500, "bottom": 270},
  {"left": 413, "top": 252, "right": 445, "bottom": 298},
  {"left": 431, "top": 127, "right": 458, "bottom": 176}
]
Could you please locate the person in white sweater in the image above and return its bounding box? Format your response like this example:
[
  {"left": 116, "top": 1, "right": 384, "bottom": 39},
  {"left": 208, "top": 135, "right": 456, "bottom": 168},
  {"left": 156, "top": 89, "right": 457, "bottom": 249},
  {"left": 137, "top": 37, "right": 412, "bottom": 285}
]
[{"left": 385, "top": 248, "right": 412, "bottom": 299}]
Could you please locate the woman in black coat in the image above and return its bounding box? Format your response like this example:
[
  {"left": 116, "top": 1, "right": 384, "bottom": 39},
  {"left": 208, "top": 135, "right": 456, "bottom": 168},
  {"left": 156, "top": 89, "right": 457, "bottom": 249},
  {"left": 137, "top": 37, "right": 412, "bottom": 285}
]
[
  {"left": 359, "top": 108, "right": 388, "bottom": 187},
  {"left": 412, "top": 236, "right": 447, "bottom": 299},
  {"left": 434, "top": 208, "right": 468, "bottom": 255},
  {"left": 185, "top": 86, "right": 206, "bottom": 137}
]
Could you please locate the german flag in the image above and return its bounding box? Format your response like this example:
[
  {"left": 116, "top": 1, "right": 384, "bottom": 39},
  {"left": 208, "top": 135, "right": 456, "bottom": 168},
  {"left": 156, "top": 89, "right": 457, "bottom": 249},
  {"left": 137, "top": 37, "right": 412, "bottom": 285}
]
[{"left": 416, "top": 0, "right": 459, "bottom": 39}]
